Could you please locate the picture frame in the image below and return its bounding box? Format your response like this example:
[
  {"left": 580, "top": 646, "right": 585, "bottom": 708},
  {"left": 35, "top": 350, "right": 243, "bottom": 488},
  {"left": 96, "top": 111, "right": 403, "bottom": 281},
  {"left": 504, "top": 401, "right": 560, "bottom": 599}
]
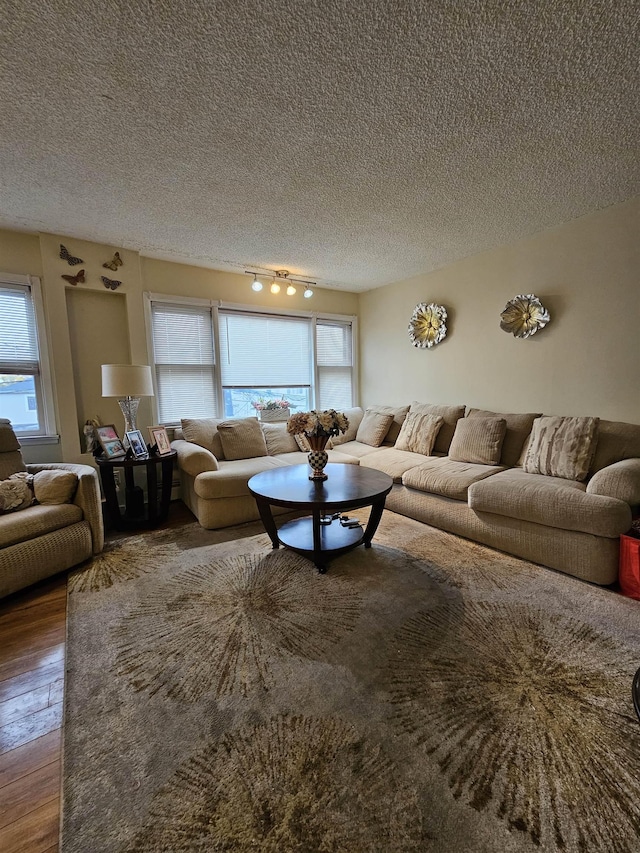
[
  {"left": 148, "top": 425, "right": 172, "bottom": 456},
  {"left": 96, "top": 424, "right": 127, "bottom": 459},
  {"left": 125, "top": 429, "right": 149, "bottom": 459}
]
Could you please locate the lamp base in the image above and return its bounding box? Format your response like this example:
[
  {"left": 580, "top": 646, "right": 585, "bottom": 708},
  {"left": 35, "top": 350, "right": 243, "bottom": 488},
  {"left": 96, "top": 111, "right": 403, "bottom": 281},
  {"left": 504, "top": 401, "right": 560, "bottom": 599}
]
[{"left": 118, "top": 396, "right": 141, "bottom": 445}]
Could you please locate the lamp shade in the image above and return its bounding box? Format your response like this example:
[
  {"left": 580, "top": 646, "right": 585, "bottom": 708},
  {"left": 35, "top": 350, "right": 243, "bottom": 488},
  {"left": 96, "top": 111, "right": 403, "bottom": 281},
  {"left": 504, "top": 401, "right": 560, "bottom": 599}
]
[{"left": 101, "top": 364, "right": 154, "bottom": 397}]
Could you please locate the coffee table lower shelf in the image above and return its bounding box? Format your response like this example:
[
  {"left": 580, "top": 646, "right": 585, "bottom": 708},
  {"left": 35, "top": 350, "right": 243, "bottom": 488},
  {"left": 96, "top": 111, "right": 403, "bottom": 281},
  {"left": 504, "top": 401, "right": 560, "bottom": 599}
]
[{"left": 277, "top": 516, "right": 366, "bottom": 570}]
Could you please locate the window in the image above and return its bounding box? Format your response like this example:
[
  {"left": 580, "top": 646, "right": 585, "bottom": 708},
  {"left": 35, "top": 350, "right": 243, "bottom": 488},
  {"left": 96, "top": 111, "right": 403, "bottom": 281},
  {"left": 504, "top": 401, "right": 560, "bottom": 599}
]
[
  {"left": 0, "top": 276, "right": 54, "bottom": 436},
  {"left": 149, "top": 301, "right": 218, "bottom": 423},
  {"left": 146, "top": 295, "right": 356, "bottom": 422}
]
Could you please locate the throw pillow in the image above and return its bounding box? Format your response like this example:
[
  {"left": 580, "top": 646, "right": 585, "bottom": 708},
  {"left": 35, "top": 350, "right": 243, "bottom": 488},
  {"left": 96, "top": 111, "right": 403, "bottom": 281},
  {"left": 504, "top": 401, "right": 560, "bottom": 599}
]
[
  {"left": 356, "top": 410, "right": 395, "bottom": 447},
  {"left": 217, "top": 418, "right": 268, "bottom": 461},
  {"left": 395, "top": 412, "right": 443, "bottom": 456},
  {"left": 448, "top": 417, "right": 507, "bottom": 466},
  {"left": 261, "top": 423, "right": 299, "bottom": 455},
  {"left": 33, "top": 470, "right": 78, "bottom": 505},
  {"left": 294, "top": 433, "right": 312, "bottom": 452},
  {"left": 409, "top": 402, "right": 466, "bottom": 454},
  {"left": 180, "top": 418, "right": 225, "bottom": 460},
  {"left": 522, "top": 416, "right": 599, "bottom": 481},
  {"left": 465, "top": 408, "right": 541, "bottom": 467},
  {"left": 366, "top": 405, "right": 410, "bottom": 443},
  {"left": 330, "top": 407, "right": 364, "bottom": 446},
  {"left": 0, "top": 473, "right": 34, "bottom": 514}
]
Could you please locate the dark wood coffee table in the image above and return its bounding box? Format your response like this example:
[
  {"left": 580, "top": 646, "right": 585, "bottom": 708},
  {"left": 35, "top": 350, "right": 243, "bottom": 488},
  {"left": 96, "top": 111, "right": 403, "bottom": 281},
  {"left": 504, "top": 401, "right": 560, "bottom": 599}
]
[{"left": 248, "top": 464, "right": 393, "bottom": 572}]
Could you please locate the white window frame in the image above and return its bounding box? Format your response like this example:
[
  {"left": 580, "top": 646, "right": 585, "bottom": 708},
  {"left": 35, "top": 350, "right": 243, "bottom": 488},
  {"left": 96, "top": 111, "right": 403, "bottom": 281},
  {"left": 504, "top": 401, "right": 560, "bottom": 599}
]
[
  {"left": 0, "top": 273, "right": 56, "bottom": 440},
  {"left": 144, "top": 293, "right": 358, "bottom": 422}
]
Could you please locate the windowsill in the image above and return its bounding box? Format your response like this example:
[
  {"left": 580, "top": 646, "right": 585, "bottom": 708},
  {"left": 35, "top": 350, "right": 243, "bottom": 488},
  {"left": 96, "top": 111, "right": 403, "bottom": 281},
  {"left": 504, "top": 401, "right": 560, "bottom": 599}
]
[{"left": 17, "top": 434, "right": 60, "bottom": 446}]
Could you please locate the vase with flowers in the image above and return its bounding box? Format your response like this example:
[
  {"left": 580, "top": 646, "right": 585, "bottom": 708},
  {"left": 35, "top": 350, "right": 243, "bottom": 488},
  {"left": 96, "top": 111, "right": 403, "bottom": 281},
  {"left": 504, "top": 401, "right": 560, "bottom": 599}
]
[{"left": 287, "top": 409, "right": 350, "bottom": 480}]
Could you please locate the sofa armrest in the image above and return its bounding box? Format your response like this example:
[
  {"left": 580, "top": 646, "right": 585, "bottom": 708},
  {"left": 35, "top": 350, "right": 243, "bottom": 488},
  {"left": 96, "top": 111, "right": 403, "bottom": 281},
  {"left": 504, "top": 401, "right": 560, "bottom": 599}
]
[
  {"left": 587, "top": 458, "right": 640, "bottom": 506},
  {"left": 26, "top": 462, "right": 104, "bottom": 554},
  {"left": 171, "top": 439, "right": 219, "bottom": 477}
]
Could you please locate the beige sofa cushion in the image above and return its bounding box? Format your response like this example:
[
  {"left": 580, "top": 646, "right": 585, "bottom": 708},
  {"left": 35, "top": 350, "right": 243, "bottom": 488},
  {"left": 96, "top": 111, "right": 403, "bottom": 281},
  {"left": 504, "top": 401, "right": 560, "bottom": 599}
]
[
  {"left": 366, "top": 405, "right": 410, "bottom": 443},
  {"left": 181, "top": 417, "right": 225, "bottom": 459},
  {"left": 194, "top": 457, "right": 285, "bottom": 500},
  {"left": 217, "top": 418, "right": 268, "bottom": 461},
  {"left": 522, "top": 416, "right": 599, "bottom": 481},
  {"left": 330, "top": 440, "right": 384, "bottom": 459},
  {"left": 33, "top": 470, "right": 78, "bottom": 505},
  {"left": 356, "top": 410, "right": 394, "bottom": 447},
  {"left": 395, "top": 412, "right": 443, "bottom": 456},
  {"left": 330, "top": 408, "right": 364, "bottom": 446},
  {"left": 466, "top": 408, "right": 540, "bottom": 467},
  {"left": 402, "top": 457, "right": 506, "bottom": 501},
  {"left": 359, "top": 448, "right": 431, "bottom": 482},
  {"left": 589, "top": 419, "right": 640, "bottom": 474},
  {"left": 261, "top": 423, "right": 299, "bottom": 455},
  {"left": 449, "top": 417, "right": 506, "bottom": 466},
  {"left": 0, "top": 503, "right": 83, "bottom": 548},
  {"left": 409, "top": 402, "right": 465, "bottom": 454},
  {"left": 468, "top": 468, "right": 631, "bottom": 538}
]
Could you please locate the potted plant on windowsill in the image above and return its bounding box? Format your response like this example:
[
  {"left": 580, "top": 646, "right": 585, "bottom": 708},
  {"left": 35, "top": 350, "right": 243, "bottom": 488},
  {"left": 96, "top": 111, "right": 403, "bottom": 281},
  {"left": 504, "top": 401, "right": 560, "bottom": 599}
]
[{"left": 251, "top": 397, "right": 291, "bottom": 422}]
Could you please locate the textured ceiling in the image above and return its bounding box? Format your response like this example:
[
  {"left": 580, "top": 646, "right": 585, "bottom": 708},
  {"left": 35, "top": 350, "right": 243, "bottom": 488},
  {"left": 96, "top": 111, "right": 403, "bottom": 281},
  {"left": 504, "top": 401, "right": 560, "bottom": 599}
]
[{"left": 0, "top": 1, "right": 638, "bottom": 291}]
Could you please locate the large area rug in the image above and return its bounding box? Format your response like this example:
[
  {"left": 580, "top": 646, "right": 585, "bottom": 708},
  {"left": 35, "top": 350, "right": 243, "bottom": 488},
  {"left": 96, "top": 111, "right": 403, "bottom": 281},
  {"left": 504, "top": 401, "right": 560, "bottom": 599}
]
[{"left": 62, "top": 511, "right": 640, "bottom": 852}]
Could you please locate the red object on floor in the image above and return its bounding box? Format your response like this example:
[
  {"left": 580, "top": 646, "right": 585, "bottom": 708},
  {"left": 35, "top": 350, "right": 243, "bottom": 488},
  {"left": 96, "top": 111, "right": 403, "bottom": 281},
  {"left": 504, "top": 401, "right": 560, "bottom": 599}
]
[{"left": 619, "top": 534, "right": 640, "bottom": 599}]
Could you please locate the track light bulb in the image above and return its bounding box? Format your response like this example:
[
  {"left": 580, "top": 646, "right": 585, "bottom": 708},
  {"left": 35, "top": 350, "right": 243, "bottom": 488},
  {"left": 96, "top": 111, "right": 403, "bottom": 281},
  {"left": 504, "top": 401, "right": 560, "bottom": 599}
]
[
  {"left": 251, "top": 275, "right": 263, "bottom": 292},
  {"left": 271, "top": 281, "right": 281, "bottom": 294},
  {"left": 286, "top": 284, "right": 296, "bottom": 296},
  {"left": 303, "top": 287, "right": 313, "bottom": 298}
]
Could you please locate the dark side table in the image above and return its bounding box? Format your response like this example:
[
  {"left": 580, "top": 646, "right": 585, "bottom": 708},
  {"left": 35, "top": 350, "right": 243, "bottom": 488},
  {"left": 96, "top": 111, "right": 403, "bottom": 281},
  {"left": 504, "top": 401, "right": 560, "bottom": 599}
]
[{"left": 96, "top": 451, "right": 176, "bottom": 531}]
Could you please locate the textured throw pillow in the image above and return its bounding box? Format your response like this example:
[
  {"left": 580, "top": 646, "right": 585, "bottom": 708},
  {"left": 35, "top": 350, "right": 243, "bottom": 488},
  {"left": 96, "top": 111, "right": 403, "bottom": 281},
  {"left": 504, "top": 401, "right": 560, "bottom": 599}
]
[
  {"left": 217, "top": 418, "right": 268, "bottom": 461},
  {"left": 522, "top": 416, "right": 599, "bottom": 481},
  {"left": 466, "top": 408, "right": 541, "bottom": 467},
  {"left": 294, "top": 433, "right": 312, "bottom": 452},
  {"left": 449, "top": 417, "right": 507, "bottom": 465},
  {"left": 409, "top": 402, "right": 465, "bottom": 454},
  {"left": 33, "top": 470, "right": 78, "bottom": 505},
  {"left": 395, "top": 412, "right": 443, "bottom": 456},
  {"left": 366, "top": 405, "right": 410, "bottom": 443},
  {"left": 261, "top": 423, "right": 299, "bottom": 455},
  {"left": 181, "top": 417, "right": 225, "bottom": 459},
  {"left": 356, "top": 410, "right": 395, "bottom": 447},
  {"left": 0, "top": 473, "right": 34, "bottom": 514}
]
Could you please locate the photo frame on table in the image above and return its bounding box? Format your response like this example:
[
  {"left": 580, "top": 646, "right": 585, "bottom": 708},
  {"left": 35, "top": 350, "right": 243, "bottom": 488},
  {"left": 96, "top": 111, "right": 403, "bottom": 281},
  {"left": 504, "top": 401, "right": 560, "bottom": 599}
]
[
  {"left": 125, "top": 429, "right": 148, "bottom": 459},
  {"left": 96, "top": 424, "right": 127, "bottom": 459},
  {"left": 148, "top": 425, "right": 172, "bottom": 456}
]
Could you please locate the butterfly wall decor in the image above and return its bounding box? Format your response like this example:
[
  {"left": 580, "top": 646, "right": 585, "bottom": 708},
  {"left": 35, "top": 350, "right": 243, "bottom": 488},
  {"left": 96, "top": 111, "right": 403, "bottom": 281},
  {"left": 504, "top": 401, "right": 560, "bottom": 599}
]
[
  {"left": 101, "top": 276, "right": 121, "bottom": 290},
  {"left": 61, "top": 269, "right": 85, "bottom": 286},
  {"left": 59, "top": 244, "right": 84, "bottom": 265},
  {"left": 102, "top": 252, "right": 123, "bottom": 271}
]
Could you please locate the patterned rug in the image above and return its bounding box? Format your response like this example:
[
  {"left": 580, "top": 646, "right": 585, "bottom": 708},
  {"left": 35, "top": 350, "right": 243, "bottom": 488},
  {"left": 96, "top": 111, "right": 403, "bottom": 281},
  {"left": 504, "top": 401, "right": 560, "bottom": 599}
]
[{"left": 62, "top": 511, "right": 640, "bottom": 852}]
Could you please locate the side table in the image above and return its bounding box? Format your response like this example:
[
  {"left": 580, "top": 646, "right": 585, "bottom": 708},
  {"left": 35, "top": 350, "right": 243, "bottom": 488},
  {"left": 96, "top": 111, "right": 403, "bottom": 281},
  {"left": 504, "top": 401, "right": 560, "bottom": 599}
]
[{"left": 96, "top": 451, "right": 176, "bottom": 531}]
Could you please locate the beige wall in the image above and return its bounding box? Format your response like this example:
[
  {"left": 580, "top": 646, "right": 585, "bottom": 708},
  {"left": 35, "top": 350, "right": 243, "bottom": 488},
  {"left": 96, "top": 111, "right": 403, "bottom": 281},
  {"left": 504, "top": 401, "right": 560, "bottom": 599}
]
[
  {"left": 0, "top": 228, "right": 358, "bottom": 464},
  {"left": 359, "top": 195, "right": 640, "bottom": 423}
]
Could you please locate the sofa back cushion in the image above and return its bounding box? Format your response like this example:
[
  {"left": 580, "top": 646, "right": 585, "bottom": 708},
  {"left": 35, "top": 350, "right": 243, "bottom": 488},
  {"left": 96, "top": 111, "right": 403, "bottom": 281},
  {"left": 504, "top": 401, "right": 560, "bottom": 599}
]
[
  {"left": 181, "top": 417, "right": 226, "bottom": 460},
  {"left": 0, "top": 419, "right": 26, "bottom": 479},
  {"left": 409, "top": 402, "right": 465, "bottom": 454},
  {"left": 449, "top": 417, "right": 507, "bottom": 465},
  {"left": 522, "top": 416, "right": 599, "bottom": 481},
  {"left": 395, "top": 412, "right": 443, "bottom": 456},
  {"left": 217, "top": 418, "right": 268, "bottom": 461},
  {"left": 365, "top": 405, "right": 410, "bottom": 443},
  {"left": 589, "top": 419, "right": 640, "bottom": 474},
  {"left": 465, "top": 408, "right": 540, "bottom": 467},
  {"left": 330, "top": 408, "right": 364, "bottom": 446},
  {"left": 356, "top": 410, "right": 395, "bottom": 447},
  {"left": 261, "top": 422, "right": 299, "bottom": 455}
]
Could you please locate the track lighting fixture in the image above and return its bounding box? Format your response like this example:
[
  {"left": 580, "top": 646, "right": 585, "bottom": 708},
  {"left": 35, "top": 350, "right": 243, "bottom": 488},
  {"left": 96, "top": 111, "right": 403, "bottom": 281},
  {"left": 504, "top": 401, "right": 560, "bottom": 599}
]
[{"left": 245, "top": 268, "right": 316, "bottom": 298}]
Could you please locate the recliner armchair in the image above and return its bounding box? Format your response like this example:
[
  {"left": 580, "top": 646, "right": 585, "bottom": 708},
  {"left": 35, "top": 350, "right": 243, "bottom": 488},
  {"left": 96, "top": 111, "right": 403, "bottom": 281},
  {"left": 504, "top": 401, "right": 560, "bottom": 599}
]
[{"left": 0, "top": 419, "right": 104, "bottom": 598}]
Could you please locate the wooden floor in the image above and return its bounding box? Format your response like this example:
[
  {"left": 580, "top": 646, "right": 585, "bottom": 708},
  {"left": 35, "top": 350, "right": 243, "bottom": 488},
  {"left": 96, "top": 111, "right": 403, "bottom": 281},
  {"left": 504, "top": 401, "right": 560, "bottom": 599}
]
[{"left": 0, "top": 502, "right": 194, "bottom": 852}]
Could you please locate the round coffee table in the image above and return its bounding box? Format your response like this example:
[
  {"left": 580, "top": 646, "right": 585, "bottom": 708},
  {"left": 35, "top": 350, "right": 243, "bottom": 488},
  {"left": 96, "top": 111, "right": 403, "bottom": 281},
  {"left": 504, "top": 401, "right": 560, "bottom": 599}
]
[{"left": 248, "top": 464, "right": 393, "bottom": 572}]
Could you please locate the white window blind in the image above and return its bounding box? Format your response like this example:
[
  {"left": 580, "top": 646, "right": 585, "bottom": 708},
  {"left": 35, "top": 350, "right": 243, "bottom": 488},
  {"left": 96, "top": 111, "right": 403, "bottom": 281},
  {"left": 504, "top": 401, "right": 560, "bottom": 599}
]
[
  {"left": 150, "top": 301, "right": 218, "bottom": 422},
  {"left": 316, "top": 319, "right": 353, "bottom": 410},
  {"left": 0, "top": 284, "right": 40, "bottom": 374},
  {"left": 219, "top": 311, "right": 312, "bottom": 387}
]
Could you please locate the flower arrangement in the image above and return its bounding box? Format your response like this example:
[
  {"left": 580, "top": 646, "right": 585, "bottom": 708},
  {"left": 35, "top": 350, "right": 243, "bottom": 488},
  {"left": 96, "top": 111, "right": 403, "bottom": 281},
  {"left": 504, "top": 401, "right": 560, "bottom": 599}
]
[
  {"left": 287, "top": 409, "right": 349, "bottom": 438},
  {"left": 251, "top": 397, "right": 290, "bottom": 411}
]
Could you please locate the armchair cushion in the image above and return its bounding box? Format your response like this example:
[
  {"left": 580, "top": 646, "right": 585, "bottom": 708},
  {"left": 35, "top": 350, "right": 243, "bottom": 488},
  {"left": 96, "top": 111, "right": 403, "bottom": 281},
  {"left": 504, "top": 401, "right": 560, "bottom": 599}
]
[{"left": 33, "top": 470, "right": 78, "bottom": 504}]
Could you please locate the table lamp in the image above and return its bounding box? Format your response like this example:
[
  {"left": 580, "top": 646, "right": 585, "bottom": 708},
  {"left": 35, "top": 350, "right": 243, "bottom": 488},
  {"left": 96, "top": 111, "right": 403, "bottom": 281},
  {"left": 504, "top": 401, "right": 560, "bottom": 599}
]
[{"left": 101, "top": 364, "right": 154, "bottom": 437}]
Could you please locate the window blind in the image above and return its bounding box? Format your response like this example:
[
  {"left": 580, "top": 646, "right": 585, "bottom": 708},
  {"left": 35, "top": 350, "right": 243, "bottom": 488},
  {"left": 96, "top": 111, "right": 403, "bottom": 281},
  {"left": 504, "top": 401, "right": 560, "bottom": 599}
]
[
  {"left": 150, "top": 301, "right": 218, "bottom": 422},
  {"left": 219, "top": 311, "right": 312, "bottom": 387},
  {"left": 316, "top": 320, "right": 353, "bottom": 409},
  {"left": 0, "top": 284, "right": 40, "bottom": 374}
]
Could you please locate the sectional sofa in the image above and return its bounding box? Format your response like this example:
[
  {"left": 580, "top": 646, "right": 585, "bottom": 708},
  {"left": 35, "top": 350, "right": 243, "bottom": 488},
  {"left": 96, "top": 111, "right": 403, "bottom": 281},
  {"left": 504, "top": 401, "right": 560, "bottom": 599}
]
[{"left": 171, "top": 404, "right": 640, "bottom": 586}]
